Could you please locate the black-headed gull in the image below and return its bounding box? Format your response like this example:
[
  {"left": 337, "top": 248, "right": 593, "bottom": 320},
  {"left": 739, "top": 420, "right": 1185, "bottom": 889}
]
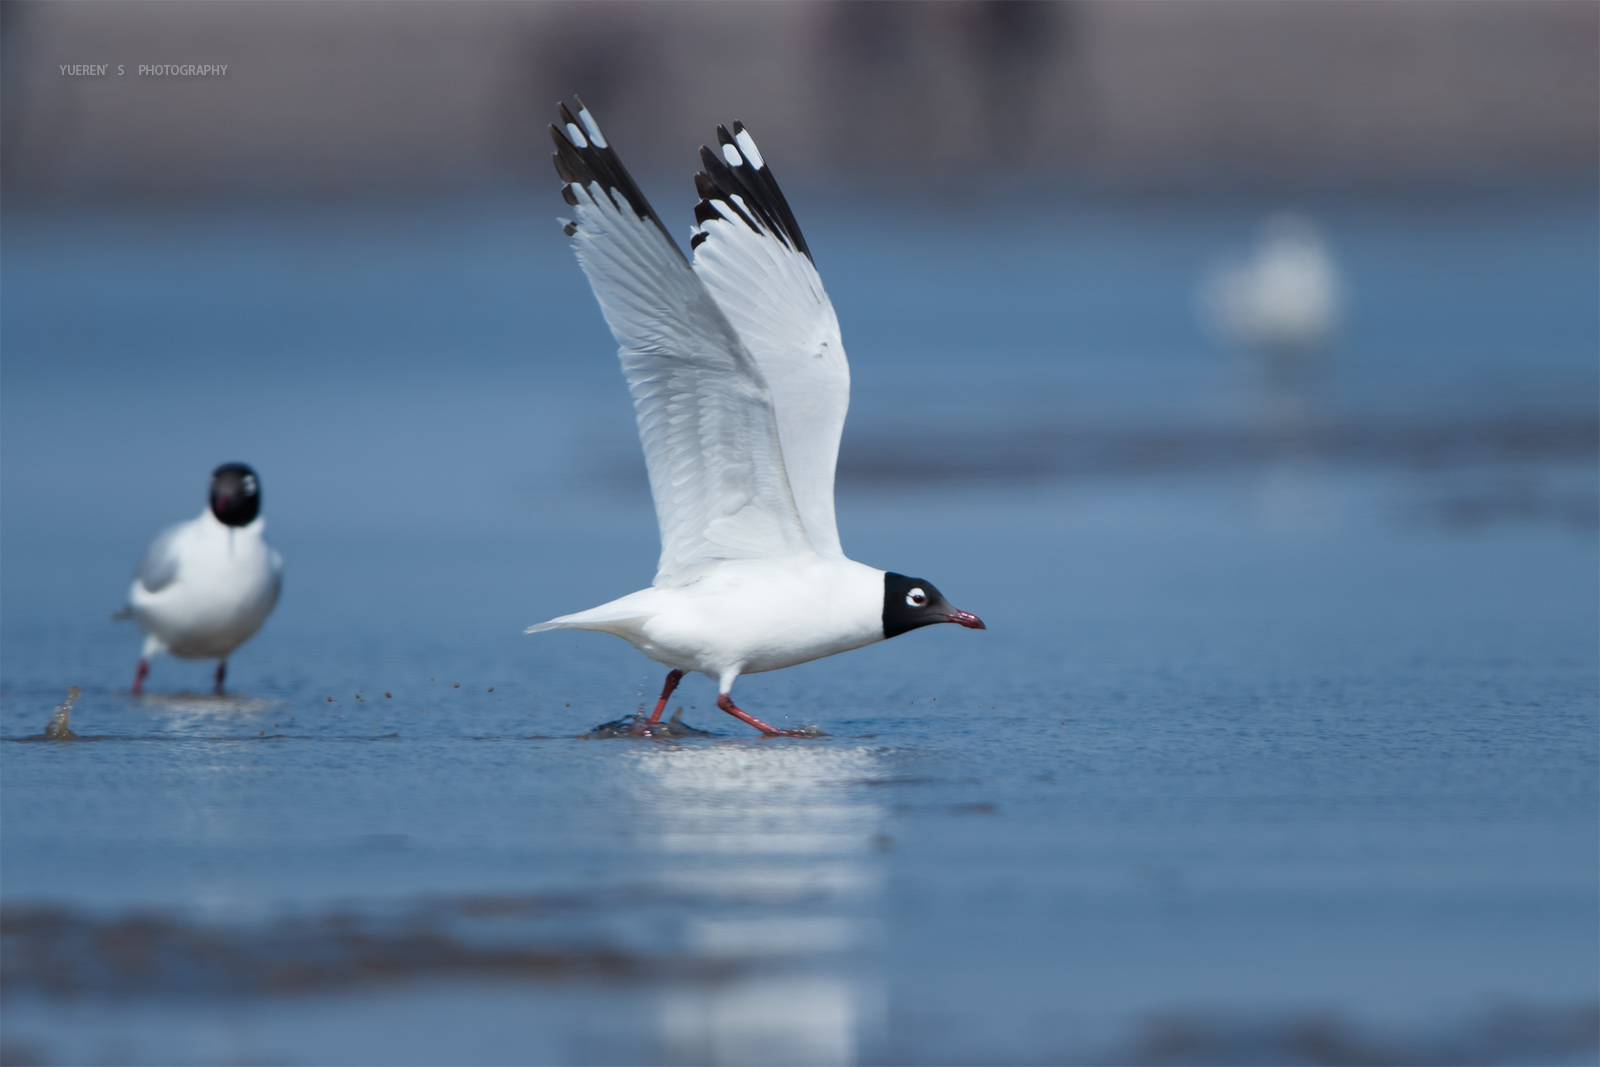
[
  {"left": 1203, "top": 212, "right": 1341, "bottom": 360},
  {"left": 529, "top": 100, "right": 984, "bottom": 737},
  {"left": 122, "top": 463, "right": 283, "bottom": 695}
]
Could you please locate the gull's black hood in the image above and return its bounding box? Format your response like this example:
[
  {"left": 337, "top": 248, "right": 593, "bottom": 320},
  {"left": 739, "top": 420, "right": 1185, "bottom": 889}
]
[{"left": 882, "top": 572, "right": 984, "bottom": 639}]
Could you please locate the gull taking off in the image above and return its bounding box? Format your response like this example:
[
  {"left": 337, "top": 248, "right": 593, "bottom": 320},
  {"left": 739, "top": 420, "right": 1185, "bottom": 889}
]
[
  {"left": 529, "top": 100, "right": 984, "bottom": 737},
  {"left": 121, "top": 463, "right": 283, "bottom": 695}
]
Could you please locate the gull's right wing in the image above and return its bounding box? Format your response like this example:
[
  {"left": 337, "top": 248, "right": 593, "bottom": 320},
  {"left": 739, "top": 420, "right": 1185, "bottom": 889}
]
[
  {"left": 549, "top": 100, "right": 812, "bottom": 587},
  {"left": 134, "top": 522, "right": 184, "bottom": 594},
  {"left": 689, "top": 123, "right": 850, "bottom": 560}
]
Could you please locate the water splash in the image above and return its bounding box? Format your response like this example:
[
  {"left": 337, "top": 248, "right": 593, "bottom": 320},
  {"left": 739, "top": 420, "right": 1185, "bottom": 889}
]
[{"left": 42, "top": 686, "right": 80, "bottom": 740}]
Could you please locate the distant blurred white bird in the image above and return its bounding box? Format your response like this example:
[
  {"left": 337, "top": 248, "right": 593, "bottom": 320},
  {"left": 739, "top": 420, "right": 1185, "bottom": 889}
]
[
  {"left": 121, "top": 463, "right": 283, "bottom": 695},
  {"left": 1203, "top": 213, "right": 1341, "bottom": 360}
]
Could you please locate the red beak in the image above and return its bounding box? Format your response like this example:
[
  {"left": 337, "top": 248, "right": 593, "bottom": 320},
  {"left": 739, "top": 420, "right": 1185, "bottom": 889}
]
[{"left": 943, "top": 610, "right": 985, "bottom": 630}]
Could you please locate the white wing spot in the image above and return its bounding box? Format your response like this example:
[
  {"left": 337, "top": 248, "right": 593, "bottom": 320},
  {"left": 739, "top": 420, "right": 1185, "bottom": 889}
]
[
  {"left": 734, "top": 129, "right": 765, "bottom": 169},
  {"left": 565, "top": 122, "right": 588, "bottom": 149},
  {"left": 577, "top": 107, "right": 607, "bottom": 148},
  {"left": 722, "top": 143, "right": 744, "bottom": 168}
]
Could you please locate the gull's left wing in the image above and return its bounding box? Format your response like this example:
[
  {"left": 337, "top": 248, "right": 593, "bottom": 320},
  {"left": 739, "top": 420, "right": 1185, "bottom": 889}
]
[{"left": 689, "top": 123, "right": 851, "bottom": 560}]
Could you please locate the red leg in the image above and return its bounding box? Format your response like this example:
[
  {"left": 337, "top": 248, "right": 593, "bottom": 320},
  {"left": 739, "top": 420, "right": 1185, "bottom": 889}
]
[
  {"left": 132, "top": 658, "right": 149, "bottom": 695},
  {"left": 647, "top": 670, "right": 684, "bottom": 724},
  {"left": 716, "top": 693, "right": 810, "bottom": 737},
  {"left": 214, "top": 660, "right": 227, "bottom": 695}
]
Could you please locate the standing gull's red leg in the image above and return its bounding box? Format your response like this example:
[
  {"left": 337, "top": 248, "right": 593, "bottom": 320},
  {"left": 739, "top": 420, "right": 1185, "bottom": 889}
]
[
  {"left": 627, "top": 669, "right": 684, "bottom": 735},
  {"left": 716, "top": 693, "right": 811, "bottom": 737},
  {"left": 214, "top": 660, "right": 227, "bottom": 695},
  {"left": 647, "top": 670, "right": 684, "bottom": 724},
  {"left": 132, "top": 658, "right": 149, "bottom": 695}
]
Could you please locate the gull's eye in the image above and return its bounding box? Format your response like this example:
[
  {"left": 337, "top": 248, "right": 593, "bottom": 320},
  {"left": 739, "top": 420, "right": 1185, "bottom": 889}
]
[
  {"left": 906, "top": 587, "right": 928, "bottom": 607},
  {"left": 241, "top": 475, "right": 258, "bottom": 496}
]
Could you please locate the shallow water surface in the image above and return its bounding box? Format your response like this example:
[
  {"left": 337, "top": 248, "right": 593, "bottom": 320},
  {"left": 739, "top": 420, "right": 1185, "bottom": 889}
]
[{"left": 2, "top": 189, "right": 1596, "bottom": 1065}]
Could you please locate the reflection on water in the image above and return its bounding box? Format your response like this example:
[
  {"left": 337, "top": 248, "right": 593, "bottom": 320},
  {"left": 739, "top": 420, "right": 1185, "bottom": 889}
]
[
  {"left": 1244, "top": 368, "right": 1340, "bottom": 532},
  {"left": 629, "top": 743, "right": 884, "bottom": 1067},
  {"left": 130, "top": 691, "right": 284, "bottom": 720}
]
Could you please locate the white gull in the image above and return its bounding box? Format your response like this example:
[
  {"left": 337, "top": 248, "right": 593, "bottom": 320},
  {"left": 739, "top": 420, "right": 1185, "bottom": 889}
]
[
  {"left": 121, "top": 463, "right": 282, "bottom": 695},
  {"left": 528, "top": 100, "right": 984, "bottom": 737}
]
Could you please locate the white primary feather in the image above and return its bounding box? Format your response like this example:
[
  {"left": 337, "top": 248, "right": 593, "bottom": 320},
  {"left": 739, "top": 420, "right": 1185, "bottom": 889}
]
[
  {"left": 691, "top": 182, "right": 850, "bottom": 559},
  {"left": 561, "top": 179, "right": 813, "bottom": 587}
]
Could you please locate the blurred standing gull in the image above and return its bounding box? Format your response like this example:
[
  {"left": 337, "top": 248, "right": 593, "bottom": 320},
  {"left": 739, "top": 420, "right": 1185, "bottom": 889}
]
[
  {"left": 529, "top": 99, "right": 984, "bottom": 737},
  {"left": 122, "top": 463, "right": 283, "bottom": 695},
  {"left": 1203, "top": 212, "right": 1341, "bottom": 361}
]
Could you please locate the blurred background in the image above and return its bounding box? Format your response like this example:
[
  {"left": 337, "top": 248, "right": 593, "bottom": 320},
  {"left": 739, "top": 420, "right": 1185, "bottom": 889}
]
[
  {"left": 3, "top": 1, "right": 1596, "bottom": 196},
  {"left": 3, "top": 3, "right": 1596, "bottom": 1065}
]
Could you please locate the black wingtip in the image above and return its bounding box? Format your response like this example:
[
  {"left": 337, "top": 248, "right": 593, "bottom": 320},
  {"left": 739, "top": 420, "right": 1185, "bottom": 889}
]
[
  {"left": 549, "top": 97, "right": 685, "bottom": 262},
  {"left": 551, "top": 144, "right": 578, "bottom": 185},
  {"left": 691, "top": 121, "right": 812, "bottom": 263}
]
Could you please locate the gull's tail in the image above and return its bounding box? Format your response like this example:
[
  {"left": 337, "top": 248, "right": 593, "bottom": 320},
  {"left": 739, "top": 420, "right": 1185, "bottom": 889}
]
[{"left": 525, "top": 591, "right": 659, "bottom": 636}]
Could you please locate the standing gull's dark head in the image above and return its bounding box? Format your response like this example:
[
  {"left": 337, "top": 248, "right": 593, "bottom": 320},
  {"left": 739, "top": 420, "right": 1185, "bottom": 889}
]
[
  {"left": 209, "top": 463, "right": 262, "bottom": 527},
  {"left": 882, "top": 572, "right": 985, "bottom": 639}
]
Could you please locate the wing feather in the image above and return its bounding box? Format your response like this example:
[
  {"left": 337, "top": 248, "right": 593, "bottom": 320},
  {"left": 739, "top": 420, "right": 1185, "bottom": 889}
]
[
  {"left": 134, "top": 523, "right": 184, "bottom": 593},
  {"left": 550, "top": 101, "right": 812, "bottom": 587},
  {"left": 689, "top": 123, "right": 850, "bottom": 559}
]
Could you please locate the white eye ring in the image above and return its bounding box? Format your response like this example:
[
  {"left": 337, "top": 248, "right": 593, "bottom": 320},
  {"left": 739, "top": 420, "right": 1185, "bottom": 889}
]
[
  {"left": 241, "top": 475, "right": 258, "bottom": 495},
  {"left": 906, "top": 587, "right": 928, "bottom": 607}
]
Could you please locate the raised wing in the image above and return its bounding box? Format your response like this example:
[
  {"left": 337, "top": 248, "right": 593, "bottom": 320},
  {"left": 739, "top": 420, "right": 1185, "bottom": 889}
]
[
  {"left": 134, "top": 522, "right": 184, "bottom": 593},
  {"left": 550, "top": 100, "right": 813, "bottom": 587},
  {"left": 689, "top": 124, "right": 850, "bottom": 559}
]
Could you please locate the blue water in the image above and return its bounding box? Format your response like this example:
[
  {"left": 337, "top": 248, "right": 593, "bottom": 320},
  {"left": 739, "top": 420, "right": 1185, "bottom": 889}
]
[{"left": 2, "top": 186, "right": 1596, "bottom": 1065}]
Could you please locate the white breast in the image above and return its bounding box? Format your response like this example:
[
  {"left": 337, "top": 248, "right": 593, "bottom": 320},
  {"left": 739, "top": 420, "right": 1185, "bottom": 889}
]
[{"left": 129, "top": 512, "right": 282, "bottom": 660}]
